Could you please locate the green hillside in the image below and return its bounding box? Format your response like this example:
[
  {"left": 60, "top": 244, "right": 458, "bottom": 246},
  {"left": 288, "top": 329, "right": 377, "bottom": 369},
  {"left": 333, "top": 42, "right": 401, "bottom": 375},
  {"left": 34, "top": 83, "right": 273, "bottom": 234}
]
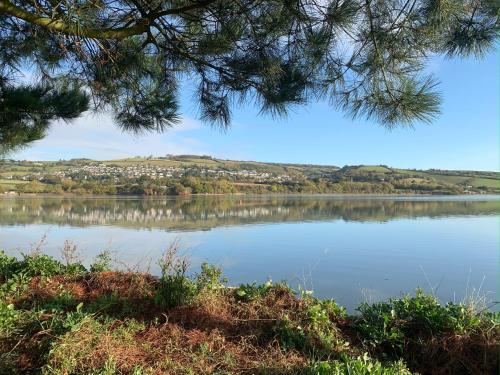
[{"left": 0, "top": 156, "right": 498, "bottom": 195}]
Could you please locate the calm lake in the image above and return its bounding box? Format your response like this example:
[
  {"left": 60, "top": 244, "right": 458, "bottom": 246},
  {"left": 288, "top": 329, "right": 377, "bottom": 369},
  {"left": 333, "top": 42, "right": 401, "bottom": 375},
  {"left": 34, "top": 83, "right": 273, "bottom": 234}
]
[{"left": 1, "top": 195, "right": 498, "bottom": 311}]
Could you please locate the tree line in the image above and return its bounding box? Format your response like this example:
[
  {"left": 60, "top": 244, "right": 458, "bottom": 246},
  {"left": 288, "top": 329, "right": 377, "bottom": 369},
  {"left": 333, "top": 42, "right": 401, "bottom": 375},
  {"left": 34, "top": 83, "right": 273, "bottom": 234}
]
[{"left": 3, "top": 174, "right": 472, "bottom": 196}]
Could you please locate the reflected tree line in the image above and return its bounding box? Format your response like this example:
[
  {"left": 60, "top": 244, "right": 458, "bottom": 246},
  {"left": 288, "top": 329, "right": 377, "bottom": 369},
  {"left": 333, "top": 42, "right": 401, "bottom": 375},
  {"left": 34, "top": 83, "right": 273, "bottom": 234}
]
[{"left": 0, "top": 197, "right": 497, "bottom": 231}]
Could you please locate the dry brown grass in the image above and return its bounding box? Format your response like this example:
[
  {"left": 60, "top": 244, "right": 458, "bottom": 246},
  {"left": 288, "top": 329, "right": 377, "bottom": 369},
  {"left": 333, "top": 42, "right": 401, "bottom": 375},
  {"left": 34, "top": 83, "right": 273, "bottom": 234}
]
[
  {"left": 15, "top": 272, "right": 158, "bottom": 308},
  {"left": 39, "top": 279, "right": 311, "bottom": 374},
  {"left": 47, "top": 319, "right": 306, "bottom": 374},
  {"left": 4, "top": 271, "right": 499, "bottom": 375},
  {"left": 404, "top": 332, "right": 500, "bottom": 375}
]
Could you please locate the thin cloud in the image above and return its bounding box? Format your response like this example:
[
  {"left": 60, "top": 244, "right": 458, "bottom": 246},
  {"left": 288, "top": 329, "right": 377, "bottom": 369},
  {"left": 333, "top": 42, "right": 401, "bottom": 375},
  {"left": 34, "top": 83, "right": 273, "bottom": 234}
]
[{"left": 12, "top": 112, "right": 206, "bottom": 160}]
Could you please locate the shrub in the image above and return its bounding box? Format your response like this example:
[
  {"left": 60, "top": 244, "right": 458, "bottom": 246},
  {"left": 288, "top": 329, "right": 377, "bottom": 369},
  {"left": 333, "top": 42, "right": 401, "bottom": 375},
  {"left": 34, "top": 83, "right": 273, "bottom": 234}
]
[
  {"left": 0, "top": 250, "right": 21, "bottom": 281},
  {"left": 2, "top": 251, "right": 85, "bottom": 281},
  {"left": 155, "top": 272, "right": 197, "bottom": 309},
  {"left": 195, "top": 262, "right": 226, "bottom": 292},
  {"left": 275, "top": 297, "right": 348, "bottom": 357},
  {"left": 154, "top": 250, "right": 227, "bottom": 309},
  {"left": 275, "top": 315, "right": 308, "bottom": 350},
  {"left": 64, "top": 263, "right": 88, "bottom": 275},
  {"left": 21, "top": 253, "right": 64, "bottom": 277},
  {"left": 355, "top": 289, "right": 497, "bottom": 355},
  {"left": 154, "top": 243, "right": 196, "bottom": 309}
]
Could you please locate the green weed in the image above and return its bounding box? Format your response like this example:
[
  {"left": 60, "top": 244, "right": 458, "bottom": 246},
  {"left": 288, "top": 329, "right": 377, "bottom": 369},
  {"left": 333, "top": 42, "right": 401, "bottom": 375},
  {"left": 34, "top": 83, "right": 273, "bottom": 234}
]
[
  {"left": 301, "top": 354, "right": 413, "bottom": 375},
  {"left": 0, "top": 250, "right": 22, "bottom": 280},
  {"left": 154, "top": 246, "right": 228, "bottom": 309},
  {"left": 90, "top": 251, "right": 113, "bottom": 272},
  {"left": 355, "top": 288, "right": 498, "bottom": 354},
  {"left": 234, "top": 280, "right": 273, "bottom": 302},
  {"left": 0, "top": 271, "right": 31, "bottom": 301},
  {"left": 21, "top": 253, "right": 65, "bottom": 277},
  {"left": 195, "top": 262, "right": 226, "bottom": 292},
  {"left": 154, "top": 243, "right": 197, "bottom": 308},
  {"left": 36, "top": 287, "right": 79, "bottom": 312},
  {"left": 275, "top": 297, "right": 348, "bottom": 357},
  {"left": 0, "top": 301, "right": 23, "bottom": 337}
]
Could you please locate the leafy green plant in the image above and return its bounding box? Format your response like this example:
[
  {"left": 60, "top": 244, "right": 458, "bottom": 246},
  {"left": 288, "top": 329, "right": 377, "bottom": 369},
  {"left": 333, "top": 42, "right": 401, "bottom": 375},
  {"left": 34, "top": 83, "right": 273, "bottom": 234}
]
[
  {"left": 155, "top": 272, "right": 196, "bottom": 309},
  {"left": 195, "top": 262, "right": 226, "bottom": 292},
  {"left": 301, "top": 354, "right": 413, "bottom": 374},
  {"left": 0, "top": 301, "right": 23, "bottom": 337},
  {"left": 2, "top": 251, "right": 86, "bottom": 283},
  {"left": 154, "top": 245, "right": 229, "bottom": 308},
  {"left": 439, "top": 302, "right": 484, "bottom": 334},
  {"left": 356, "top": 300, "right": 405, "bottom": 352},
  {"left": 355, "top": 289, "right": 496, "bottom": 355},
  {"left": 21, "top": 253, "right": 64, "bottom": 277},
  {"left": 154, "top": 244, "right": 196, "bottom": 309},
  {"left": 306, "top": 299, "right": 347, "bottom": 350},
  {"left": 234, "top": 280, "right": 272, "bottom": 302},
  {"left": 47, "top": 303, "right": 90, "bottom": 336},
  {"left": 309, "top": 299, "right": 347, "bottom": 320},
  {"left": 0, "top": 271, "right": 31, "bottom": 300},
  {"left": 37, "top": 288, "right": 79, "bottom": 312},
  {"left": 0, "top": 250, "right": 21, "bottom": 281},
  {"left": 275, "top": 297, "right": 348, "bottom": 356},
  {"left": 90, "top": 251, "right": 113, "bottom": 273},
  {"left": 64, "top": 263, "right": 88, "bottom": 276},
  {"left": 275, "top": 315, "right": 308, "bottom": 351}
]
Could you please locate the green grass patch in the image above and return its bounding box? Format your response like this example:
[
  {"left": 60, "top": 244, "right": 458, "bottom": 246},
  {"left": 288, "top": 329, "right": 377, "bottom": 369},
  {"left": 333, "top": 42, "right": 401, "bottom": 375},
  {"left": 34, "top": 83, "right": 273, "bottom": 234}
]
[
  {"left": 355, "top": 166, "right": 392, "bottom": 173},
  {"left": 469, "top": 177, "right": 499, "bottom": 188}
]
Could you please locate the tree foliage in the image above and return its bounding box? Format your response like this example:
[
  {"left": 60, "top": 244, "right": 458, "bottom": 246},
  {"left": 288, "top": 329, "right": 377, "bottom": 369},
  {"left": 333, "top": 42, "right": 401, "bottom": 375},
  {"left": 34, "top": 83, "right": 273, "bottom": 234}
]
[
  {"left": 0, "top": 79, "right": 89, "bottom": 154},
  {"left": 0, "top": 0, "right": 498, "bottom": 153}
]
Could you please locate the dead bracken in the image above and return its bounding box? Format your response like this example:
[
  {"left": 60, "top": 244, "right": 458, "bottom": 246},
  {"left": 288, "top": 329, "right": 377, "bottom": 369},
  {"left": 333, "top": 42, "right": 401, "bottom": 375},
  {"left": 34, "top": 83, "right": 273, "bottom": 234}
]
[{"left": 0, "top": 249, "right": 498, "bottom": 375}]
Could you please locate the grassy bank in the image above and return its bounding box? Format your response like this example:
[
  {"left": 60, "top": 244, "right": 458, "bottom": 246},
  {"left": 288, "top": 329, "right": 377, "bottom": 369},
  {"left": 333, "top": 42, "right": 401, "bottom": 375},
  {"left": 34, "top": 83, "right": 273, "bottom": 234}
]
[{"left": 1, "top": 248, "right": 498, "bottom": 375}]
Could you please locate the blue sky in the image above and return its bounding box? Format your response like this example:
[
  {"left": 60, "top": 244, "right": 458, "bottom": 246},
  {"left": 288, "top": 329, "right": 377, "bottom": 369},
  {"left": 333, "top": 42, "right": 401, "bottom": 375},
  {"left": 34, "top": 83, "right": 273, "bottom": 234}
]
[{"left": 13, "top": 50, "right": 499, "bottom": 171}]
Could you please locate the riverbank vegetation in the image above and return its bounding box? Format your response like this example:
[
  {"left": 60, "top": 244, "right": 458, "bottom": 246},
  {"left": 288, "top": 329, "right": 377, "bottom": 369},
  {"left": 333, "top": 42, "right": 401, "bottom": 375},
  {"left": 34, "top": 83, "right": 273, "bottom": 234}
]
[
  {"left": 1, "top": 157, "right": 499, "bottom": 196},
  {"left": 1, "top": 246, "right": 498, "bottom": 374}
]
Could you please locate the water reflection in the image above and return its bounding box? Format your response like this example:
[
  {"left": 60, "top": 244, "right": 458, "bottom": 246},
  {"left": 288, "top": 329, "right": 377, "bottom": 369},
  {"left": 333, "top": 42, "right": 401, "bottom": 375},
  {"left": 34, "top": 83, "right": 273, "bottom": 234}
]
[
  {"left": 0, "top": 196, "right": 498, "bottom": 311},
  {"left": 0, "top": 195, "right": 497, "bottom": 230}
]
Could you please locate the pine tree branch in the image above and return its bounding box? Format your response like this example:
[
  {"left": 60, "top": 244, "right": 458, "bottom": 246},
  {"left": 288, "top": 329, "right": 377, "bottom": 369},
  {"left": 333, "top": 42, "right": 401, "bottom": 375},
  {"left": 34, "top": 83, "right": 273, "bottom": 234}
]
[
  {"left": 0, "top": 0, "right": 149, "bottom": 39},
  {"left": 0, "top": 0, "right": 219, "bottom": 40},
  {"left": 150, "top": 0, "right": 218, "bottom": 18},
  {"left": 365, "top": 0, "right": 397, "bottom": 102}
]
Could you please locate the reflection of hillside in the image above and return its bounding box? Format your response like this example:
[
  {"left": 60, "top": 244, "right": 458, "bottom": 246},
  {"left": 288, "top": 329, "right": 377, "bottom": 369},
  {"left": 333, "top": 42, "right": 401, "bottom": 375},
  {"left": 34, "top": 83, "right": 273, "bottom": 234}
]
[{"left": 0, "top": 196, "right": 498, "bottom": 230}]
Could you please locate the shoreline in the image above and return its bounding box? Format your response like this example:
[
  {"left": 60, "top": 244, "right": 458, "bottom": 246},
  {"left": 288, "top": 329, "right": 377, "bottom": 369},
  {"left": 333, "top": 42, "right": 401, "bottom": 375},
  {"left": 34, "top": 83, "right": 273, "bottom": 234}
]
[
  {"left": 1, "top": 191, "right": 498, "bottom": 199},
  {"left": 1, "top": 250, "right": 498, "bottom": 374}
]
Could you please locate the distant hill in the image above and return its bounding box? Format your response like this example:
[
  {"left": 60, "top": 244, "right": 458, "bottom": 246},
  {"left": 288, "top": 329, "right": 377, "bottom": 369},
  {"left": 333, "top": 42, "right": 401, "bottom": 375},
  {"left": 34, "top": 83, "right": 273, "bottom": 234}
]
[{"left": 1, "top": 156, "right": 498, "bottom": 195}]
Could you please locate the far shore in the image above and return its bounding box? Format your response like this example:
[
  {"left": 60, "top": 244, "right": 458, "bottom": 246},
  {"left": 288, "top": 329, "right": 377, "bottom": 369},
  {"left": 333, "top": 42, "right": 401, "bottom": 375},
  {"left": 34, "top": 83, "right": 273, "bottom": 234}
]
[{"left": 1, "top": 192, "right": 498, "bottom": 199}]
